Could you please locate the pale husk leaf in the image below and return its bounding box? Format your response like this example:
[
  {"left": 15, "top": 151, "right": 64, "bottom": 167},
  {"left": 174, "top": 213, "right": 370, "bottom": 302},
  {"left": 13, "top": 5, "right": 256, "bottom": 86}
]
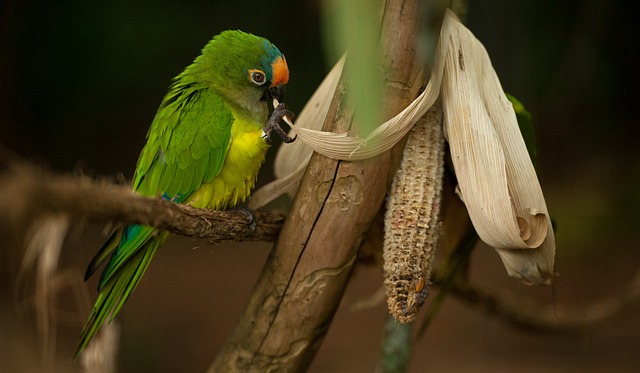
[{"left": 440, "top": 11, "right": 554, "bottom": 283}]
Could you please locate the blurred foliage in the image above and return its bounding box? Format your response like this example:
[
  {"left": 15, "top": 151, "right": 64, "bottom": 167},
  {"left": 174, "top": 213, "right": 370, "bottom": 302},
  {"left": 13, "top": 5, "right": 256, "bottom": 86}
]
[{"left": 321, "top": 0, "right": 382, "bottom": 135}]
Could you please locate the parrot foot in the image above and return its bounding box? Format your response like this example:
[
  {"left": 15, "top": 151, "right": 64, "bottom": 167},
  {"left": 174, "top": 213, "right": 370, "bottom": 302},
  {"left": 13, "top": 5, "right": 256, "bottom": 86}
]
[
  {"left": 264, "top": 102, "right": 296, "bottom": 144},
  {"left": 231, "top": 205, "right": 257, "bottom": 234}
]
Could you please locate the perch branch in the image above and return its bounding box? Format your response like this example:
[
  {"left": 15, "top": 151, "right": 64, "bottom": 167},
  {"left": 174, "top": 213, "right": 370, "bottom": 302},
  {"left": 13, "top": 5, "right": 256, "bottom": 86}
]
[{"left": 0, "top": 164, "right": 285, "bottom": 242}]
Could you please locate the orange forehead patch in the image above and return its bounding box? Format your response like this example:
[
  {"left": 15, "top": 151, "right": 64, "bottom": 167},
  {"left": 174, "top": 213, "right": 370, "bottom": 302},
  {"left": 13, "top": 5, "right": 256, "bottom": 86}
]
[{"left": 270, "top": 56, "right": 289, "bottom": 87}]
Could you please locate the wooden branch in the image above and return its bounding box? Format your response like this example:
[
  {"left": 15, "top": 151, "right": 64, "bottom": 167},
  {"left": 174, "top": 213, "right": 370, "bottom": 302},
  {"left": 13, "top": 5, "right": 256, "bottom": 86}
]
[
  {"left": 210, "top": 1, "right": 426, "bottom": 371},
  {"left": 0, "top": 165, "right": 285, "bottom": 242}
]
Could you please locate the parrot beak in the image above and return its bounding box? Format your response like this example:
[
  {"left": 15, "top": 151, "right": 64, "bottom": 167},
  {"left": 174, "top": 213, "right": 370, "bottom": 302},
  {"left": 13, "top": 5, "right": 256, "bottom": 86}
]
[
  {"left": 260, "top": 84, "right": 285, "bottom": 104},
  {"left": 266, "top": 84, "right": 286, "bottom": 103}
]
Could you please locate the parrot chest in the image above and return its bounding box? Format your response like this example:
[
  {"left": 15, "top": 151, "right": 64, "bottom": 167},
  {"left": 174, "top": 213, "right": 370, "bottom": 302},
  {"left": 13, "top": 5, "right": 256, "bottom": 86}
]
[{"left": 187, "top": 116, "right": 269, "bottom": 210}]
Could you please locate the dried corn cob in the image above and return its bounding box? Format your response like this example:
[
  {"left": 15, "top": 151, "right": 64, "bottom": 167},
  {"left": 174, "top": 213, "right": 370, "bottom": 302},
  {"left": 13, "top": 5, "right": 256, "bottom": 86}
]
[{"left": 383, "top": 106, "right": 445, "bottom": 323}]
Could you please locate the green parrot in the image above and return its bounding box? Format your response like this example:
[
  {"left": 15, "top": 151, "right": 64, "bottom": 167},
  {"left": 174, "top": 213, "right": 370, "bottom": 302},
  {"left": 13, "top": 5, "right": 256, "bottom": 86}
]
[{"left": 75, "top": 30, "right": 294, "bottom": 359}]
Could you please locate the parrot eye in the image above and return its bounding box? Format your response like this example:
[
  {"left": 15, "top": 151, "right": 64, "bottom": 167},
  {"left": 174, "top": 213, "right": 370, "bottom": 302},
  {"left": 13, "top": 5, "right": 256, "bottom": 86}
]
[{"left": 249, "top": 69, "right": 267, "bottom": 85}]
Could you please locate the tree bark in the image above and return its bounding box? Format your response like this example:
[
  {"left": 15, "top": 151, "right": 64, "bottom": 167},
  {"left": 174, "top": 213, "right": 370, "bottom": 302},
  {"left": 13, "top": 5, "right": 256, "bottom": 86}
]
[{"left": 209, "top": 0, "right": 426, "bottom": 371}]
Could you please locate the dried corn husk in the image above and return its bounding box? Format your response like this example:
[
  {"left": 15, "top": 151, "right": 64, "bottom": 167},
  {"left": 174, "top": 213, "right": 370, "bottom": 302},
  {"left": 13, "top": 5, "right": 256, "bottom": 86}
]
[
  {"left": 440, "top": 14, "right": 555, "bottom": 283},
  {"left": 253, "top": 9, "right": 555, "bottom": 284},
  {"left": 383, "top": 107, "right": 445, "bottom": 323}
]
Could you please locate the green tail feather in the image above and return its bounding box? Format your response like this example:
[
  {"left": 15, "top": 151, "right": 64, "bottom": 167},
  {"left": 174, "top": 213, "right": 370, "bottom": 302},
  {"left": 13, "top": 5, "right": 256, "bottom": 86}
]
[
  {"left": 84, "top": 229, "right": 122, "bottom": 281},
  {"left": 98, "top": 225, "right": 157, "bottom": 290},
  {"left": 74, "top": 229, "right": 169, "bottom": 360}
]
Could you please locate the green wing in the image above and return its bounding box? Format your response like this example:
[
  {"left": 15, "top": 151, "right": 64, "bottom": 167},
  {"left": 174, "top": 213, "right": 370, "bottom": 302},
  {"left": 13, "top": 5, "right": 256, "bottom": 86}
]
[{"left": 134, "top": 80, "right": 234, "bottom": 199}]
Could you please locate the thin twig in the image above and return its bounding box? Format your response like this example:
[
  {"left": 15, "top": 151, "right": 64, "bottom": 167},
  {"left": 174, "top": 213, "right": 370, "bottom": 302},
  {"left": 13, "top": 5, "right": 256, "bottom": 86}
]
[
  {"left": 434, "top": 269, "right": 640, "bottom": 333},
  {"left": 0, "top": 164, "right": 285, "bottom": 242}
]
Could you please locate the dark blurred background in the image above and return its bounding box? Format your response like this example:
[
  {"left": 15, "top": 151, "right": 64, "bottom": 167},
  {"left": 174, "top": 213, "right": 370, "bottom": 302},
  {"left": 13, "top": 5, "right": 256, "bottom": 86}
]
[{"left": 1, "top": 0, "right": 639, "bottom": 372}]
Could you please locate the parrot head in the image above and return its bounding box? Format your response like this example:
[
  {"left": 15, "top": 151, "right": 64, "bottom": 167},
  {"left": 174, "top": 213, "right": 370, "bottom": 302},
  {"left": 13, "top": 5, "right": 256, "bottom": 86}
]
[{"left": 195, "top": 30, "right": 289, "bottom": 114}]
